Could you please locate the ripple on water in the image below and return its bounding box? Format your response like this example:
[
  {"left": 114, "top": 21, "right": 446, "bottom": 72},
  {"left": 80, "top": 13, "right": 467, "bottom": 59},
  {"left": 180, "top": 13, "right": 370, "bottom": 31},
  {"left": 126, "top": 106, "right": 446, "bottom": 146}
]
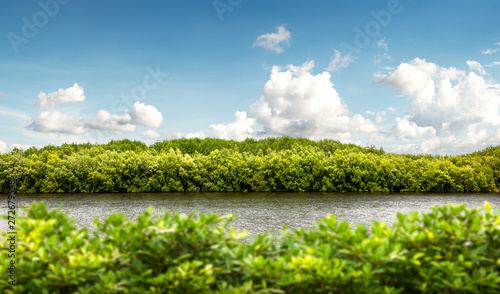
[{"left": 4, "top": 192, "right": 500, "bottom": 240}]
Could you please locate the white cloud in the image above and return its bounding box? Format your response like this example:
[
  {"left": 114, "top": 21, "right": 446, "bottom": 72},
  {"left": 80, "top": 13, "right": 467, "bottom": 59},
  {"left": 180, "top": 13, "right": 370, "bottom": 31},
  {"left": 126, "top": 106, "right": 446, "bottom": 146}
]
[
  {"left": 31, "top": 103, "right": 164, "bottom": 135},
  {"left": 249, "top": 60, "right": 376, "bottom": 140},
  {"left": 130, "top": 102, "right": 163, "bottom": 127},
  {"left": 0, "top": 140, "right": 7, "bottom": 154},
  {"left": 485, "top": 61, "right": 500, "bottom": 67},
  {"left": 30, "top": 85, "right": 164, "bottom": 136},
  {"left": 253, "top": 25, "right": 291, "bottom": 54},
  {"left": 210, "top": 111, "right": 256, "bottom": 141},
  {"left": 376, "top": 58, "right": 500, "bottom": 154},
  {"left": 141, "top": 129, "right": 160, "bottom": 140},
  {"left": 466, "top": 60, "right": 487, "bottom": 76},
  {"left": 393, "top": 117, "right": 436, "bottom": 140},
  {"left": 85, "top": 102, "right": 163, "bottom": 133},
  {"left": 374, "top": 38, "right": 392, "bottom": 65},
  {"left": 0, "top": 140, "right": 37, "bottom": 154},
  {"left": 374, "top": 54, "right": 391, "bottom": 65},
  {"left": 86, "top": 110, "right": 136, "bottom": 134},
  {"left": 170, "top": 131, "right": 207, "bottom": 140},
  {"left": 480, "top": 42, "right": 500, "bottom": 55},
  {"left": 377, "top": 58, "right": 500, "bottom": 129},
  {"left": 35, "top": 83, "right": 86, "bottom": 108},
  {"left": 414, "top": 129, "right": 500, "bottom": 155},
  {"left": 480, "top": 48, "right": 499, "bottom": 55},
  {"left": 377, "top": 38, "right": 388, "bottom": 51},
  {"left": 376, "top": 58, "right": 439, "bottom": 104},
  {"left": 28, "top": 109, "right": 86, "bottom": 134},
  {"left": 0, "top": 92, "right": 7, "bottom": 98},
  {"left": 327, "top": 49, "right": 355, "bottom": 72},
  {"left": 9, "top": 143, "right": 33, "bottom": 151},
  {"left": 375, "top": 111, "right": 387, "bottom": 123}
]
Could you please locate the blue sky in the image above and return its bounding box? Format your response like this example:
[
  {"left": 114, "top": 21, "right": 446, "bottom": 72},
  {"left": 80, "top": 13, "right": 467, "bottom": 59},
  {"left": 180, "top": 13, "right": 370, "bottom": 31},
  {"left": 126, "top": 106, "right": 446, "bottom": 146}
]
[{"left": 1, "top": 0, "right": 500, "bottom": 154}]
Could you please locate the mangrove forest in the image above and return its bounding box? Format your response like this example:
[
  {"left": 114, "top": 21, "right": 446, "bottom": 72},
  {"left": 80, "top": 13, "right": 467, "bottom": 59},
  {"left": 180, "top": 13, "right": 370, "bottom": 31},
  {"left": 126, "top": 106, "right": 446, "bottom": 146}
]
[{"left": 1, "top": 137, "right": 499, "bottom": 194}]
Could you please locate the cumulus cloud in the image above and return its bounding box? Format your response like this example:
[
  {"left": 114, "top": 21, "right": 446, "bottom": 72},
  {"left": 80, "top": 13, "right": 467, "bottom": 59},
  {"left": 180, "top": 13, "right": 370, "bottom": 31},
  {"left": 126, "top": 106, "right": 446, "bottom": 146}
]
[
  {"left": 210, "top": 111, "right": 256, "bottom": 141},
  {"left": 327, "top": 49, "right": 355, "bottom": 72},
  {"left": 377, "top": 58, "right": 500, "bottom": 129},
  {"left": 375, "top": 58, "right": 500, "bottom": 154},
  {"left": 253, "top": 25, "right": 291, "bottom": 53},
  {"left": 411, "top": 129, "right": 500, "bottom": 155},
  {"left": 28, "top": 109, "right": 86, "bottom": 134},
  {"left": 86, "top": 102, "right": 163, "bottom": 133},
  {"left": 142, "top": 129, "right": 161, "bottom": 140},
  {"left": 35, "top": 83, "right": 86, "bottom": 108},
  {"left": 30, "top": 104, "right": 164, "bottom": 135},
  {"left": 247, "top": 60, "right": 376, "bottom": 140},
  {"left": 130, "top": 102, "right": 163, "bottom": 127},
  {"left": 29, "top": 85, "right": 164, "bottom": 136},
  {"left": 86, "top": 110, "right": 136, "bottom": 134},
  {"left": 393, "top": 117, "right": 436, "bottom": 140}
]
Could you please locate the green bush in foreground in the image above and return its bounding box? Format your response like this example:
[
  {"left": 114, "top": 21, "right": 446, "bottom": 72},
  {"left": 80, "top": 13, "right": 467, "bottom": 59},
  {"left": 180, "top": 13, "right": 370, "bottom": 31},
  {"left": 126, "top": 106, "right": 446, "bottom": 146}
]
[{"left": 1, "top": 202, "right": 500, "bottom": 293}]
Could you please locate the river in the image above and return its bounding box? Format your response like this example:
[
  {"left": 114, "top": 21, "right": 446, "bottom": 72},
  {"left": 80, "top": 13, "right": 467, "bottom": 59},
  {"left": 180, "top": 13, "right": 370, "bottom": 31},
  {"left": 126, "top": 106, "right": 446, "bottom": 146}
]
[{"left": 6, "top": 192, "right": 500, "bottom": 239}]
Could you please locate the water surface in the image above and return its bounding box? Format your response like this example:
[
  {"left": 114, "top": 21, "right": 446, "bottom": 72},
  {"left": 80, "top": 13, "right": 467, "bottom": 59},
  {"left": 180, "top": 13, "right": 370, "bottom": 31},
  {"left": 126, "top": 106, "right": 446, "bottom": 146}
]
[{"left": 6, "top": 192, "right": 500, "bottom": 238}]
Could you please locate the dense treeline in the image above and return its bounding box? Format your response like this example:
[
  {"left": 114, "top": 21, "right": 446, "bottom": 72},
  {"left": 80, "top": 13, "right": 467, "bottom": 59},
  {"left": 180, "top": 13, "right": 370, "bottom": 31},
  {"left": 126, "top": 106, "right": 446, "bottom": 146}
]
[
  {"left": 0, "top": 137, "right": 499, "bottom": 193},
  {"left": 2, "top": 202, "right": 499, "bottom": 293}
]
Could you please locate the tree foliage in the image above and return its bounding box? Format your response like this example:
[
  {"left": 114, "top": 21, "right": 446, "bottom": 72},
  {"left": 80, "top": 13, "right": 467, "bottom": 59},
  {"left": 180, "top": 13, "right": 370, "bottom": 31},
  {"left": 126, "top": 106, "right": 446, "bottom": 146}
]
[{"left": 1, "top": 137, "right": 499, "bottom": 193}]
